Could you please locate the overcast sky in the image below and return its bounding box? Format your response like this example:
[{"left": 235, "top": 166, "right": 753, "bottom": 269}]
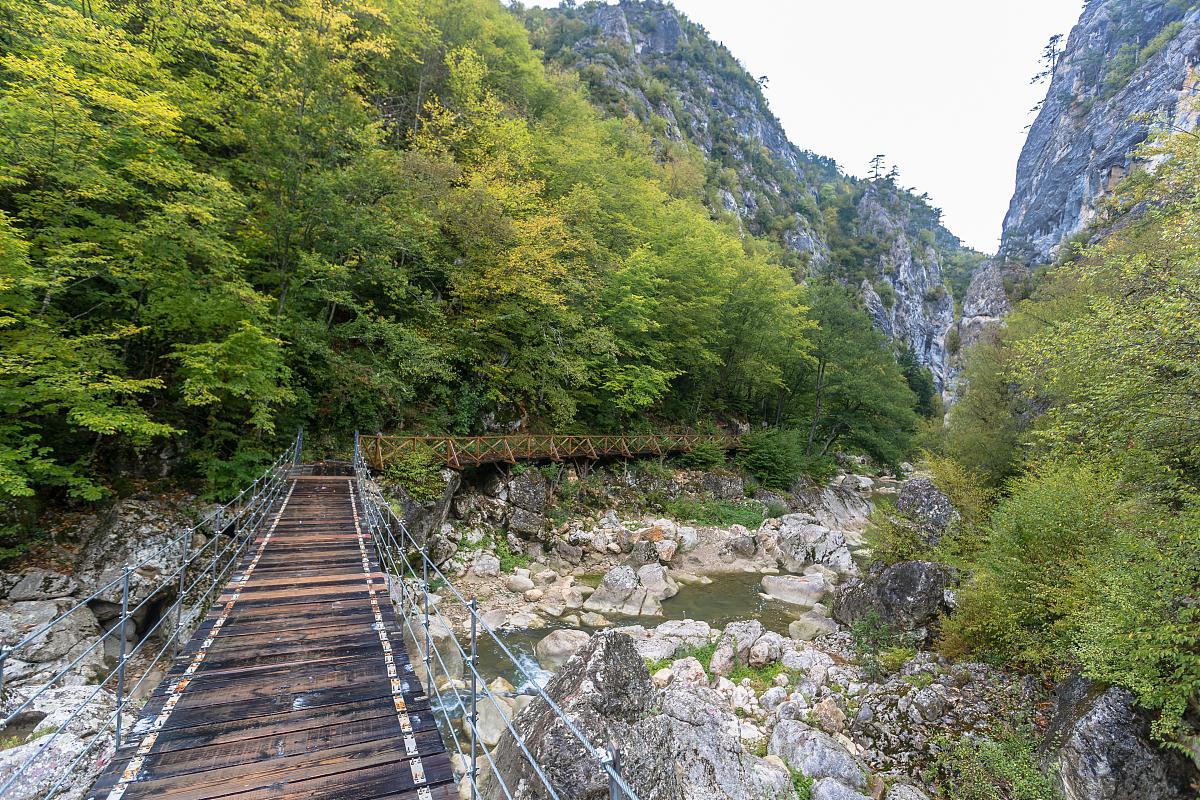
[{"left": 523, "top": 0, "right": 1085, "bottom": 253}]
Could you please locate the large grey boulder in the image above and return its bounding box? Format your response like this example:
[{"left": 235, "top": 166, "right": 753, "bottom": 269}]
[
  {"left": 769, "top": 719, "right": 867, "bottom": 789},
  {"left": 387, "top": 468, "right": 461, "bottom": 548},
  {"left": 1040, "top": 674, "right": 1199, "bottom": 800},
  {"left": 811, "top": 779, "right": 871, "bottom": 800},
  {"left": 0, "top": 600, "right": 105, "bottom": 687},
  {"left": 709, "top": 619, "right": 764, "bottom": 676},
  {"left": 7, "top": 570, "right": 78, "bottom": 602},
  {"left": 895, "top": 478, "right": 959, "bottom": 542},
  {"left": 762, "top": 574, "right": 828, "bottom": 608},
  {"left": 831, "top": 561, "right": 950, "bottom": 633},
  {"left": 482, "top": 631, "right": 794, "bottom": 800},
  {"left": 507, "top": 470, "right": 550, "bottom": 513},
  {"left": 788, "top": 481, "right": 872, "bottom": 531},
  {"left": 583, "top": 565, "right": 677, "bottom": 617},
  {"left": 535, "top": 629, "right": 591, "bottom": 671},
  {"left": 776, "top": 518, "right": 855, "bottom": 575}
]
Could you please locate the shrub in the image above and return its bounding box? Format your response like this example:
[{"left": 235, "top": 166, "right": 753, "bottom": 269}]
[
  {"left": 764, "top": 499, "right": 789, "bottom": 519},
  {"left": 926, "top": 730, "right": 1057, "bottom": 800},
  {"left": 945, "top": 325, "right": 961, "bottom": 356},
  {"left": 677, "top": 440, "right": 727, "bottom": 470},
  {"left": 383, "top": 446, "right": 446, "bottom": 503},
  {"left": 878, "top": 645, "right": 917, "bottom": 674},
  {"left": 736, "top": 429, "right": 805, "bottom": 490},
  {"left": 850, "top": 610, "right": 909, "bottom": 680},
  {"left": 1140, "top": 21, "right": 1183, "bottom": 61},
  {"left": 938, "top": 460, "right": 1126, "bottom": 672},
  {"left": 864, "top": 501, "right": 928, "bottom": 565}
]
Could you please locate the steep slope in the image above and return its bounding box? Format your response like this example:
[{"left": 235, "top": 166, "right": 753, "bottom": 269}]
[
  {"left": 520, "top": 0, "right": 977, "bottom": 391},
  {"left": 1003, "top": 0, "right": 1200, "bottom": 263}
]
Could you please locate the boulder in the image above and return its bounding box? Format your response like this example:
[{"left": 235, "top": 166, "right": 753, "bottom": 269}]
[
  {"left": 507, "top": 507, "right": 548, "bottom": 538},
  {"left": 0, "top": 600, "right": 105, "bottom": 686},
  {"left": 789, "top": 612, "right": 838, "bottom": 641},
  {"left": 1040, "top": 674, "right": 1199, "bottom": 800},
  {"left": 831, "top": 561, "right": 950, "bottom": 633},
  {"left": 885, "top": 785, "right": 930, "bottom": 800},
  {"left": 709, "top": 620, "right": 763, "bottom": 676},
  {"left": 761, "top": 574, "right": 828, "bottom": 608},
  {"left": 776, "top": 518, "right": 856, "bottom": 575},
  {"left": 617, "top": 620, "right": 712, "bottom": 662},
  {"left": 582, "top": 564, "right": 678, "bottom": 618},
  {"left": 627, "top": 540, "right": 659, "bottom": 568},
  {"left": 788, "top": 481, "right": 871, "bottom": 531},
  {"left": 811, "top": 778, "right": 872, "bottom": 800},
  {"left": 769, "top": 719, "right": 867, "bottom": 789},
  {"left": 471, "top": 553, "right": 501, "bottom": 578},
  {"left": 388, "top": 469, "right": 461, "bottom": 548},
  {"left": 552, "top": 541, "right": 583, "bottom": 565},
  {"left": 535, "top": 629, "right": 592, "bottom": 671},
  {"left": 895, "top": 478, "right": 959, "bottom": 541},
  {"left": 506, "top": 575, "right": 535, "bottom": 593},
  {"left": 508, "top": 471, "right": 549, "bottom": 513}
]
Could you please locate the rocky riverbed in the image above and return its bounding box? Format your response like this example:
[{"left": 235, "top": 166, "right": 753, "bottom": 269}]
[{"left": 397, "top": 463, "right": 1199, "bottom": 800}]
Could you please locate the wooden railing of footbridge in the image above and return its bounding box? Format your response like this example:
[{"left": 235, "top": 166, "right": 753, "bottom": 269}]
[{"left": 360, "top": 433, "right": 742, "bottom": 470}]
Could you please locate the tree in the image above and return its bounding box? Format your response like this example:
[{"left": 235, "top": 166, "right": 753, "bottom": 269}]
[{"left": 869, "top": 154, "right": 887, "bottom": 180}]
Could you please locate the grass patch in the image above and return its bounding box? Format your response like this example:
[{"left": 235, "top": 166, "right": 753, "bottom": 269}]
[
  {"left": 728, "top": 661, "right": 801, "bottom": 692},
  {"left": 647, "top": 640, "right": 718, "bottom": 675},
  {"left": 790, "top": 769, "right": 814, "bottom": 800},
  {"left": 663, "top": 496, "right": 765, "bottom": 527}
]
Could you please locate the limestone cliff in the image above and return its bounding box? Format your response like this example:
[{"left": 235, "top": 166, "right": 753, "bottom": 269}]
[
  {"left": 1004, "top": 0, "right": 1200, "bottom": 263},
  {"left": 520, "top": 0, "right": 975, "bottom": 390}
]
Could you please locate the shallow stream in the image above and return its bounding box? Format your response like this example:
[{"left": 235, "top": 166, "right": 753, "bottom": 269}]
[{"left": 475, "top": 571, "right": 804, "bottom": 690}]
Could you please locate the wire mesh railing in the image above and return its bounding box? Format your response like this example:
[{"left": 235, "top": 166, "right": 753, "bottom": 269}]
[
  {"left": 0, "top": 429, "right": 303, "bottom": 799},
  {"left": 352, "top": 431, "right": 639, "bottom": 800}
]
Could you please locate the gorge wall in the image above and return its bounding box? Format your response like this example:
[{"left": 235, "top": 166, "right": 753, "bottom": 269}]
[
  {"left": 1004, "top": 0, "right": 1200, "bottom": 263},
  {"left": 521, "top": 0, "right": 976, "bottom": 390}
]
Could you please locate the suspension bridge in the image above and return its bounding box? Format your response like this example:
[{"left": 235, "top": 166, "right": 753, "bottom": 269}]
[{"left": 0, "top": 432, "right": 637, "bottom": 800}]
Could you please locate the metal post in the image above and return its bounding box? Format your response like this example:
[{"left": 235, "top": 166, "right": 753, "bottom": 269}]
[
  {"left": 469, "top": 599, "right": 478, "bottom": 799},
  {"left": 422, "top": 555, "right": 432, "bottom": 688},
  {"left": 174, "top": 533, "right": 191, "bottom": 657},
  {"left": 0, "top": 648, "right": 7, "bottom": 701},
  {"left": 608, "top": 745, "right": 623, "bottom": 800},
  {"left": 115, "top": 564, "right": 131, "bottom": 749},
  {"left": 294, "top": 427, "right": 303, "bottom": 467}
]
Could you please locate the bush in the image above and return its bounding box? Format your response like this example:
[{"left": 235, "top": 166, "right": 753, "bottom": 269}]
[
  {"left": 926, "top": 730, "right": 1057, "bottom": 800},
  {"left": 850, "top": 610, "right": 910, "bottom": 680},
  {"left": 790, "top": 769, "right": 813, "bottom": 800},
  {"left": 383, "top": 447, "right": 446, "bottom": 503},
  {"left": 735, "top": 429, "right": 805, "bottom": 490},
  {"left": 938, "top": 460, "right": 1126, "bottom": 672},
  {"left": 864, "top": 501, "right": 927, "bottom": 565},
  {"left": 677, "top": 440, "right": 727, "bottom": 470}
]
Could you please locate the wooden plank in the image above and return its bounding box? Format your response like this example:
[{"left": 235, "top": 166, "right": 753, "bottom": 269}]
[{"left": 88, "top": 476, "right": 455, "bottom": 800}]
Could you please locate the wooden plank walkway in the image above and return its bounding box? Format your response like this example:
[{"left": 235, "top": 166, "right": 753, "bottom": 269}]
[
  {"left": 361, "top": 432, "right": 742, "bottom": 469},
  {"left": 86, "top": 475, "right": 456, "bottom": 800}
]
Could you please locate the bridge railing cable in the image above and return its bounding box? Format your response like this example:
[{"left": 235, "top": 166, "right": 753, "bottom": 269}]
[
  {"left": 353, "top": 431, "right": 639, "bottom": 800},
  {"left": 0, "top": 428, "right": 304, "bottom": 800}
]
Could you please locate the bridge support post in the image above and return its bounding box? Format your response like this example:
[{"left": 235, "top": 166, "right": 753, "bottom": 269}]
[
  {"left": 174, "top": 533, "right": 190, "bottom": 658},
  {"left": 468, "top": 599, "right": 478, "bottom": 799},
  {"left": 115, "top": 564, "right": 131, "bottom": 749},
  {"left": 422, "top": 557, "right": 432, "bottom": 692}
]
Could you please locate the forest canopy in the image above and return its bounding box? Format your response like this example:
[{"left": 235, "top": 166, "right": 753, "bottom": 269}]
[{"left": 0, "top": 0, "right": 925, "bottom": 508}]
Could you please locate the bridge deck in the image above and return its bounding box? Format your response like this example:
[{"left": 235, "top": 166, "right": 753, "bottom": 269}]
[{"left": 87, "top": 476, "right": 455, "bottom": 800}]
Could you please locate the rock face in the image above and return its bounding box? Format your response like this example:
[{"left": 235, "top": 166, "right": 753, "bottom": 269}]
[
  {"left": 832, "top": 561, "right": 950, "bottom": 634},
  {"left": 1005, "top": 2, "right": 1200, "bottom": 263},
  {"left": 856, "top": 184, "right": 957, "bottom": 390},
  {"left": 387, "top": 468, "right": 461, "bottom": 548},
  {"left": 775, "top": 516, "right": 856, "bottom": 576},
  {"left": 1040, "top": 674, "right": 1199, "bottom": 800},
  {"left": 529, "top": 0, "right": 972, "bottom": 385},
  {"left": 482, "top": 631, "right": 793, "bottom": 800}
]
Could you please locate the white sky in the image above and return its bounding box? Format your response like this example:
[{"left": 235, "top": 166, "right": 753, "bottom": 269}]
[{"left": 522, "top": 0, "right": 1085, "bottom": 254}]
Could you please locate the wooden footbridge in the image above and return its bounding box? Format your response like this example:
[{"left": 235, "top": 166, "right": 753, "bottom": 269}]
[
  {"left": 85, "top": 475, "right": 456, "bottom": 800},
  {"left": 4, "top": 431, "right": 637, "bottom": 800},
  {"left": 360, "top": 432, "right": 741, "bottom": 470}
]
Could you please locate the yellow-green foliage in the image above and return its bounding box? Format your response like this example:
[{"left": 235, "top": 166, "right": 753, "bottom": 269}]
[
  {"left": 928, "top": 730, "right": 1058, "bottom": 800},
  {"left": 383, "top": 448, "right": 445, "bottom": 503}
]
